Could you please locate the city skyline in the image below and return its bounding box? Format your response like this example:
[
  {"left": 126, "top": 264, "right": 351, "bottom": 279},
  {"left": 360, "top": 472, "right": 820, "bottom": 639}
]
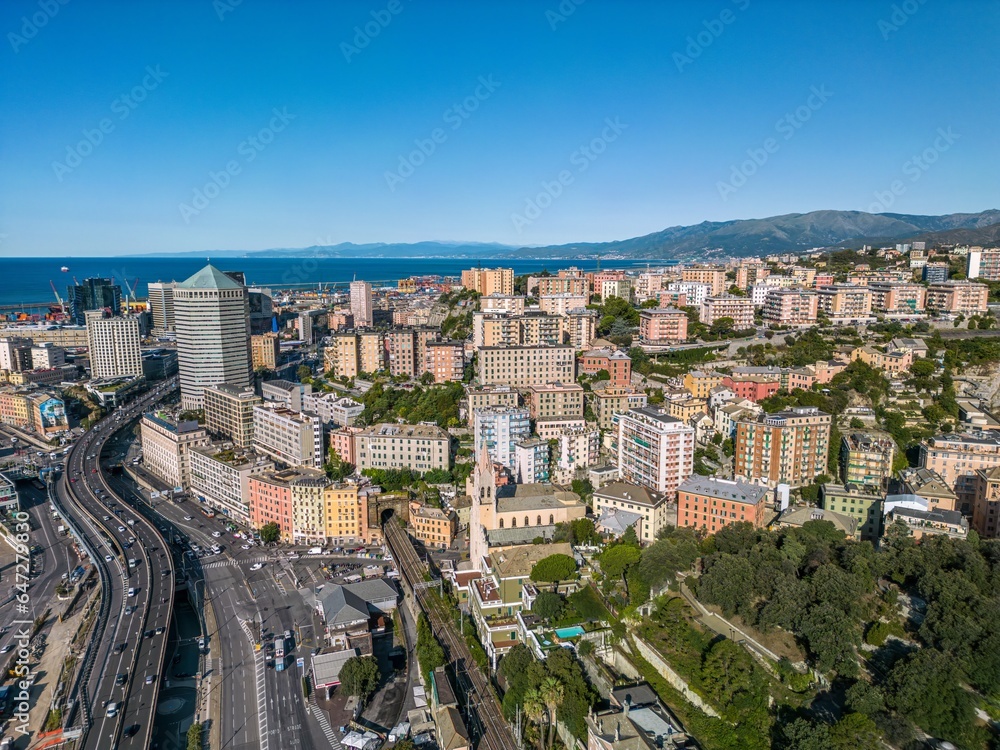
[{"left": 2, "top": 1, "right": 998, "bottom": 257}]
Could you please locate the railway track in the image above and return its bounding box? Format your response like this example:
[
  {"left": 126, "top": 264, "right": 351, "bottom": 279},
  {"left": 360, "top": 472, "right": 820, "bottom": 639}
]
[{"left": 384, "top": 521, "right": 518, "bottom": 750}]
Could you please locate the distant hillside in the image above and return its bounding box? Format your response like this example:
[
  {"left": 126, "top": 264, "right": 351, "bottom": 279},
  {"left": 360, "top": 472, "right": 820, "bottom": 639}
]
[
  {"left": 136, "top": 209, "right": 1000, "bottom": 261},
  {"left": 509, "top": 209, "right": 1000, "bottom": 260}
]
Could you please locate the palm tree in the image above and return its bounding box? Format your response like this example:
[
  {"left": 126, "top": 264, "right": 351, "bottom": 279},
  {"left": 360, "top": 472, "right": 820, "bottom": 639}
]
[
  {"left": 539, "top": 677, "right": 564, "bottom": 750},
  {"left": 523, "top": 689, "right": 546, "bottom": 750}
]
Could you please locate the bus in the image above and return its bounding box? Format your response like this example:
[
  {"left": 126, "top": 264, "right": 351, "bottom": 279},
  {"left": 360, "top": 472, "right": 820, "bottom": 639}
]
[{"left": 274, "top": 635, "right": 286, "bottom": 671}]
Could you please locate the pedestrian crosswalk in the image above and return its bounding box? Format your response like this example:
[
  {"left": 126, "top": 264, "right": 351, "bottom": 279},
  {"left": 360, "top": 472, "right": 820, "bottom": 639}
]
[
  {"left": 201, "top": 559, "right": 237, "bottom": 570},
  {"left": 309, "top": 693, "right": 343, "bottom": 750}
]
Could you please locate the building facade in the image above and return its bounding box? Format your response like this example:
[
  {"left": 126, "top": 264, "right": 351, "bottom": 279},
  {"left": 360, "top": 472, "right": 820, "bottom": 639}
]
[
  {"left": 735, "top": 407, "right": 831, "bottom": 487},
  {"left": 203, "top": 383, "right": 261, "bottom": 450},
  {"left": 617, "top": 406, "right": 695, "bottom": 496}
]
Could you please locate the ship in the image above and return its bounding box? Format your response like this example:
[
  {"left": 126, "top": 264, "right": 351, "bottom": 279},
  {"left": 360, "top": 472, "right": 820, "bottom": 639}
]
[{"left": 60, "top": 266, "right": 69, "bottom": 272}]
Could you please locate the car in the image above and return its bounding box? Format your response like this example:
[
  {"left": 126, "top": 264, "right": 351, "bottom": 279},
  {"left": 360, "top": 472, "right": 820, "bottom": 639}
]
[
  {"left": 145, "top": 673, "right": 157, "bottom": 684},
  {"left": 103, "top": 515, "right": 111, "bottom": 521},
  {"left": 127, "top": 587, "right": 137, "bottom": 597},
  {"left": 0, "top": 644, "right": 13, "bottom": 654},
  {"left": 212, "top": 531, "right": 222, "bottom": 538},
  {"left": 124, "top": 724, "right": 139, "bottom": 738},
  {"left": 105, "top": 554, "right": 113, "bottom": 562},
  {"left": 241, "top": 544, "right": 250, "bottom": 550},
  {"left": 183, "top": 515, "right": 193, "bottom": 521},
  {"left": 250, "top": 562, "right": 263, "bottom": 571},
  {"left": 125, "top": 606, "right": 136, "bottom": 615},
  {"left": 115, "top": 672, "right": 128, "bottom": 686},
  {"left": 143, "top": 630, "right": 154, "bottom": 639},
  {"left": 155, "top": 626, "right": 165, "bottom": 635},
  {"left": 114, "top": 642, "right": 127, "bottom": 654},
  {"left": 117, "top": 526, "right": 125, "bottom": 532},
  {"left": 106, "top": 702, "right": 119, "bottom": 718}
]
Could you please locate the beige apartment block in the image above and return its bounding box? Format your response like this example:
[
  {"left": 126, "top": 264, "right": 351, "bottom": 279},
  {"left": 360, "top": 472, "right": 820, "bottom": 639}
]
[
  {"left": 203, "top": 383, "right": 261, "bottom": 449},
  {"left": 354, "top": 423, "right": 452, "bottom": 473},
  {"left": 251, "top": 333, "right": 281, "bottom": 370},
  {"left": 461, "top": 267, "right": 514, "bottom": 296},
  {"left": 616, "top": 406, "right": 695, "bottom": 496},
  {"left": 539, "top": 293, "right": 589, "bottom": 317},
  {"left": 816, "top": 285, "right": 873, "bottom": 320},
  {"left": 868, "top": 282, "right": 926, "bottom": 314},
  {"left": 477, "top": 345, "right": 575, "bottom": 387},
  {"left": 681, "top": 266, "right": 727, "bottom": 296},
  {"left": 925, "top": 281, "right": 989, "bottom": 315},
  {"left": 527, "top": 381, "right": 585, "bottom": 420}
]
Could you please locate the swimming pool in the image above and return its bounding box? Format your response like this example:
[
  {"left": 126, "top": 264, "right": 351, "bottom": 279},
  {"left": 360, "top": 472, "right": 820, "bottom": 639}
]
[{"left": 554, "top": 626, "right": 585, "bottom": 639}]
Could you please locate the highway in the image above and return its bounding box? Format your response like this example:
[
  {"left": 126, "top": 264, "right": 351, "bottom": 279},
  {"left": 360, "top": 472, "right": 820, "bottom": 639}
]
[
  {"left": 384, "top": 520, "right": 518, "bottom": 750},
  {"left": 52, "top": 376, "right": 178, "bottom": 749}
]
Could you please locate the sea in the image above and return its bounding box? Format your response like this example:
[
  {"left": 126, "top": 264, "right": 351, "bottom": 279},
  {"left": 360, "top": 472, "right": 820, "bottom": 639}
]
[{"left": 0, "top": 256, "right": 676, "bottom": 308}]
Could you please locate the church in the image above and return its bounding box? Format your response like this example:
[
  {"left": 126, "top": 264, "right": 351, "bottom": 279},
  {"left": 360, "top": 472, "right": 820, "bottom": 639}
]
[{"left": 468, "top": 444, "right": 588, "bottom": 570}]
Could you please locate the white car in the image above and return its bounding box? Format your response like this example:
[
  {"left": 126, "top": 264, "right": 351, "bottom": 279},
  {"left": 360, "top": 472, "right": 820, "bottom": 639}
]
[
  {"left": 250, "top": 563, "right": 263, "bottom": 571},
  {"left": 212, "top": 531, "right": 221, "bottom": 538},
  {"left": 183, "top": 516, "right": 193, "bottom": 521},
  {"left": 104, "top": 555, "right": 113, "bottom": 562},
  {"left": 241, "top": 544, "right": 250, "bottom": 550},
  {"left": 118, "top": 526, "right": 125, "bottom": 533}
]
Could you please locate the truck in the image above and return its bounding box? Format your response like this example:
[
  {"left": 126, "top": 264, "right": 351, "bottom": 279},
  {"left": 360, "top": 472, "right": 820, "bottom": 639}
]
[{"left": 274, "top": 635, "right": 286, "bottom": 671}]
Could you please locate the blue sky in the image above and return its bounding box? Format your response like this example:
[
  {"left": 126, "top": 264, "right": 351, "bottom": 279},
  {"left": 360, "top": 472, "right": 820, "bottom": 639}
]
[{"left": 1, "top": 0, "right": 998, "bottom": 256}]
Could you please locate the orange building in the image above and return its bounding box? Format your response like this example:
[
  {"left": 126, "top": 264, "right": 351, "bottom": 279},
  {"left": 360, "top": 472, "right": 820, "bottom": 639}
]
[
  {"left": 676, "top": 476, "right": 771, "bottom": 534},
  {"left": 578, "top": 348, "right": 632, "bottom": 387}
]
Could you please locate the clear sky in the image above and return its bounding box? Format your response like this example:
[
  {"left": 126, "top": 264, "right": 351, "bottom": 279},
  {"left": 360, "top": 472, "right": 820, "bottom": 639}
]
[{"left": 1, "top": 0, "right": 998, "bottom": 257}]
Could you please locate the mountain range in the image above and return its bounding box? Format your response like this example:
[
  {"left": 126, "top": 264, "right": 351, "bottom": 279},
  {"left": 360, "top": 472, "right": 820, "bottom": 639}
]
[{"left": 141, "top": 209, "right": 1000, "bottom": 261}]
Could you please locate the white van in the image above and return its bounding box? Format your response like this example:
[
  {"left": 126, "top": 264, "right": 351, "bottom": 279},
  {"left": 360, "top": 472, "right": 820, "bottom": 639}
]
[{"left": 307, "top": 547, "right": 323, "bottom": 555}]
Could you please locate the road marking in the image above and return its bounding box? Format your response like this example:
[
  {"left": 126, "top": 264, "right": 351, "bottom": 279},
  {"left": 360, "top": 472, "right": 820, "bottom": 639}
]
[{"left": 309, "top": 691, "right": 344, "bottom": 750}]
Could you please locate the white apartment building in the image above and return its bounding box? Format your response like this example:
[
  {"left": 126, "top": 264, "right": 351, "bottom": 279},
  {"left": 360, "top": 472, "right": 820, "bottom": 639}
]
[
  {"left": 617, "top": 406, "right": 695, "bottom": 496},
  {"left": 262, "top": 379, "right": 312, "bottom": 412},
  {"left": 700, "top": 295, "right": 755, "bottom": 330},
  {"left": 31, "top": 343, "right": 66, "bottom": 370},
  {"left": 538, "top": 294, "right": 589, "bottom": 317},
  {"left": 474, "top": 406, "right": 532, "bottom": 471},
  {"left": 553, "top": 425, "right": 600, "bottom": 484},
  {"left": 253, "top": 403, "right": 323, "bottom": 469},
  {"left": 665, "top": 282, "right": 711, "bottom": 307},
  {"left": 147, "top": 281, "right": 176, "bottom": 332},
  {"left": 85, "top": 311, "right": 143, "bottom": 379},
  {"left": 302, "top": 392, "right": 364, "bottom": 427},
  {"left": 140, "top": 412, "right": 210, "bottom": 489},
  {"left": 189, "top": 445, "right": 274, "bottom": 526}
]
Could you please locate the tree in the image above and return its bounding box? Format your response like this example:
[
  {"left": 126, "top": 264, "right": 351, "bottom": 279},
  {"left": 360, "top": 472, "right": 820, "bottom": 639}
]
[
  {"left": 532, "top": 592, "right": 565, "bottom": 621},
  {"left": 325, "top": 447, "right": 355, "bottom": 481},
  {"left": 187, "top": 723, "right": 203, "bottom": 750},
  {"left": 259, "top": 522, "right": 280, "bottom": 545},
  {"left": 540, "top": 676, "right": 564, "bottom": 750},
  {"left": 297, "top": 364, "right": 313, "bottom": 381},
  {"left": 523, "top": 689, "right": 547, "bottom": 750},
  {"left": 339, "top": 655, "right": 380, "bottom": 700},
  {"left": 598, "top": 544, "right": 641, "bottom": 581},
  {"left": 710, "top": 316, "right": 735, "bottom": 335},
  {"left": 530, "top": 554, "right": 577, "bottom": 591},
  {"left": 416, "top": 613, "right": 445, "bottom": 683},
  {"left": 887, "top": 649, "right": 977, "bottom": 745}
]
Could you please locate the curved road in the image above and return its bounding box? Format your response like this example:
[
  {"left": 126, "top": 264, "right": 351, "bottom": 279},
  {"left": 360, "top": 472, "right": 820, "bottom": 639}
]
[{"left": 53, "top": 377, "right": 178, "bottom": 749}]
